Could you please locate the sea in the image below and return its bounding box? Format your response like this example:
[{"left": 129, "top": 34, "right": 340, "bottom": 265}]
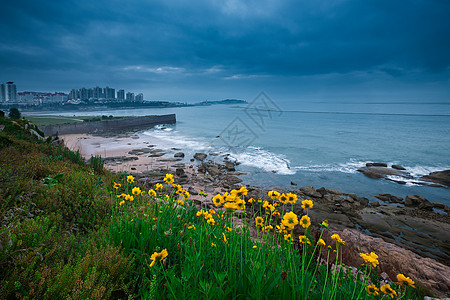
[{"left": 37, "top": 97, "right": 450, "bottom": 206}]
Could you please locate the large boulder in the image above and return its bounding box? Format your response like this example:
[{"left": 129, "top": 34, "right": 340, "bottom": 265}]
[
  {"left": 421, "top": 170, "right": 450, "bottom": 187},
  {"left": 328, "top": 229, "right": 450, "bottom": 298},
  {"left": 194, "top": 153, "right": 207, "bottom": 161},
  {"left": 299, "top": 186, "right": 322, "bottom": 198},
  {"left": 405, "top": 195, "right": 432, "bottom": 210}
]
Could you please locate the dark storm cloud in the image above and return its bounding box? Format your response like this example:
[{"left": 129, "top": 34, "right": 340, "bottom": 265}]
[{"left": 0, "top": 0, "right": 449, "bottom": 94}]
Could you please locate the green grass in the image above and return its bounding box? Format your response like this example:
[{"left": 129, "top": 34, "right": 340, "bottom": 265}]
[
  {"left": 0, "top": 117, "right": 429, "bottom": 299},
  {"left": 23, "top": 115, "right": 127, "bottom": 126}
]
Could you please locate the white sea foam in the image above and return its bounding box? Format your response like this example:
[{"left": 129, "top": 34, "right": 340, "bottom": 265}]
[
  {"left": 229, "top": 147, "right": 295, "bottom": 175},
  {"left": 293, "top": 159, "right": 371, "bottom": 174},
  {"left": 140, "top": 127, "right": 213, "bottom": 151}
]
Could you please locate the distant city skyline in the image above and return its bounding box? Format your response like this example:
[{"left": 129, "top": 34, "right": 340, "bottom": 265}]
[{"left": 0, "top": 1, "right": 449, "bottom": 103}]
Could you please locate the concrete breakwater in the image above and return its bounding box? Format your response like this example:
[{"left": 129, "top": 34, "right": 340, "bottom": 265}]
[{"left": 41, "top": 114, "right": 176, "bottom": 136}]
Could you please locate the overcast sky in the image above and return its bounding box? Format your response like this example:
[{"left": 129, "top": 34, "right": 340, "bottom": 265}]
[{"left": 1, "top": 0, "right": 449, "bottom": 102}]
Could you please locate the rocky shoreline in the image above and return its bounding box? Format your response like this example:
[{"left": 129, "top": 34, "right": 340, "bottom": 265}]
[{"left": 62, "top": 134, "right": 450, "bottom": 297}]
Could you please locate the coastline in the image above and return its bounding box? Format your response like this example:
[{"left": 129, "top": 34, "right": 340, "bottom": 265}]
[{"left": 61, "top": 132, "right": 450, "bottom": 297}]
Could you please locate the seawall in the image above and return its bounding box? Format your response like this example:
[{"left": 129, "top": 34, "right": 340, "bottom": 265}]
[{"left": 41, "top": 114, "right": 176, "bottom": 136}]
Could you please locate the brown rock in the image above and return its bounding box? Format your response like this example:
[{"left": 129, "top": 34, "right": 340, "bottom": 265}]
[
  {"left": 300, "top": 186, "right": 322, "bottom": 198},
  {"left": 392, "top": 164, "right": 406, "bottom": 170},
  {"left": 366, "top": 162, "right": 388, "bottom": 167},
  {"left": 375, "top": 194, "right": 403, "bottom": 203},
  {"left": 422, "top": 170, "right": 450, "bottom": 187},
  {"left": 194, "top": 153, "right": 207, "bottom": 161},
  {"left": 331, "top": 229, "right": 450, "bottom": 298}
]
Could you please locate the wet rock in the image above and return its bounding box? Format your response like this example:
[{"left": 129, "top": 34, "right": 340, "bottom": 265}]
[
  {"left": 205, "top": 164, "right": 221, "bottom": 176},
  {"left": 300, "top": 186, "right": 322, "bottom": 198},
  {"left": 366, "top": 162, "right": 388, "bottom": 167},
  {"left": 432, "top": 202, "right": 445, "bottom": 209},
  {"left": 194, "top": 153, "right": 207, "bottom": 161},
  {"left": 391, "top": 164, "right": 406, "bottom": 170},
  {"left": 333, "top": 229, "right": 450, "bottom": 298},
  {"left": 188, "top": 186, "right": 198, "bottom": 195},
  {"left": 371, "top": 201, "right": 380, "bottom": 207},
  {"left": 326, "top": 188, "right": 344, "bottom": 195},
  {"left": 375, "top": 194, "right": 403, "bottom": 203},
  {"left": 224, "top": 161, "right": 236, "bottom": 172},
  {"left": 421, "top": 170, "right": 450, "bottom": 187},
  {"left": 358, "top": 166, "right": 411, "bottom": 178},
  {"left": 197, "top": 164, "right": 206, "bottom": 174},
  {"left": 175, "top": 168, "right": 187, "bottom": 178},
  {"left": 174, "top": 152, "right": 185, "bottom": 158},
  {"left": 221, "top": 175, "right": 243, "bottom": 186},
  {"left": 324, "top": 194, "right": 344, "bottom": 203},
  {"left": 405, "top": 195, "right": 432, "bottom": 210},
  {"left": 290, "top": 181, "right": 297, "bottom": 186}
]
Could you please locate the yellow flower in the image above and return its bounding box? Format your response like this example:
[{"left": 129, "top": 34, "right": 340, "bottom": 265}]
[
  {"left": 163, "top": 173, "right": 174, "bottom": 185},
  {"left": 235, "top": 186, "right": 248, "bottom": 197},
  {"left": 212, "top": 194, "right": 223, "bottom": 206},
  {"left": 255, "top": 216, "right": 264, "bottom": 227},
  {"left": 284, "top": 234, "right": 293, "bottom": 242},
  {"left": 279, "top": 193, "right": 288, "bottom": 203},
  {"left": 119, "top": 200, "right": 125, "bottom": 206},
  {"left": 300, "top": 215, "right": 311, "bottom": 228},
  {"left": 148, "top": 189, "right": 157, "bottom": 197},
  {"left": 211, "top": 242, "right": 217, "bottom": 247},
  {"left": 196, "top": 210, "right": 205, "bottom": 217},
  {"left": 359, "top": 252, "right": 379, "bottom": 268},
  {"left": 235, "top": 199, "right": 246, "bottom": 210},
  {"left": 262, "top": 225, "right": 273, "bottom": 232},
  {"left": 155, "top": 183, "right": 163, "bottom": 190},
  {"left": 252, "top": 245, "right": 257, "bottom": 249},
  {"left": 268, "top": 190, "right": 280, "bottom": 199},
  {"left": 224, "top": 202, "right": 237, "bottom": 211},
  {"left": 188, "top": 224, "right": 196, "bottom": 230},
  {"left": 225, "top": 226, "right": 231, "bottom": 232},
  {"left": 266, "top": 204, "right": 275, "bottom": 212},
  {"left": 331, "top": 233, "right": 345, "bottom": 245},
  {"left": 149, "top": 248, "right": 168, "bottom": 267},
  {"left": 132, "top": 187, "right": 141, "bottom": 195},
  {"left": 299, "top": 235, "right": 311, "bottom": 245},
  {"left": 127, "top": 175, "right": 134, "bottom": 184},
  {"left": 207, "top": 218, "right": 215, "bottom": 225},
  {"left": 262, "top": 200, "right": 269, "bottom": 208},
  {"left": 182, "top": 191, "right": 190, "bottom": 200},
  {"left": 177, "top": 200, "right": 184, "bottom": 206},
  {"left": 320, "top": 220, "right": 329, "bottom": 228},
  {"left": 117, "top": 193, "right": 126, "bottom": 198},
  {"left": 276, "top": 224, "right": 286, "bottom": 234},
  {"left": 272, "top": 210, "right": 280, "bottom": 217},
  {"left": 199, "top": 189, "right": 207, "bottom": 197},
  {"left": 286, "top": 192, "right": 297, "bottom": 204},
  {"left": 396, "top": 274, "right": 415, "bottom": 288},
  {"left": 163, "top": 195, "right": 169, "bottom": 201},
  {"left": 365, "top": 284, "right": 379, "bottom": 296},
  {"left": 301, "top": 199, "right": 313, "bottom": 209},
  {"left": 113, "top": 182, "right": 121, "bottom": 189},
  {"left": 248, "top": 198, "right": 255, "bottom": 203},
  {"left": 317, "top": 238, "right": 326, "bottom": 246},
  {"left": 222, "top": 233, "right": 228, "bottom": 244},
  {"left": 125, "top": 194, "right": 134, "bottom": 202},
  {"left": 380, "top": 284, "right": 397, "bottom": 298},
  {"left": 282, "top": 211, "right": 299, "bottom": 230}
]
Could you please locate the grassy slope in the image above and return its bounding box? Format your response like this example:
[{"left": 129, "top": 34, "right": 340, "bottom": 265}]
[
  {"left": 23, "top": 115, "right": 128, "bottom": 126},
  {"left": 0, "top": 117, "right": 134, "bottom": 299}
]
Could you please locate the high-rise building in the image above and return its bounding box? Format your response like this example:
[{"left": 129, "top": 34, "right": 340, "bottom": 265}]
[
  {"left": 126, "top": 92, "right": 134, "bottom": 102},
  {"left": 94, "top": 86, "right": 103, "bottom": 99},
  {"left": 80, "top": 88, "right": 88, "bottom": 100},
  {"left": 117, "top": 89, "right": 125, "bottom": 101},
  {"left": 135, "top": 93, "right": 144, "bottom": 102},
  {"left": 104, "top": 86, "right": 115, "bottom": 99},
  {"left": 0, "top": 82, "right": 17, "bottom": 102}
]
